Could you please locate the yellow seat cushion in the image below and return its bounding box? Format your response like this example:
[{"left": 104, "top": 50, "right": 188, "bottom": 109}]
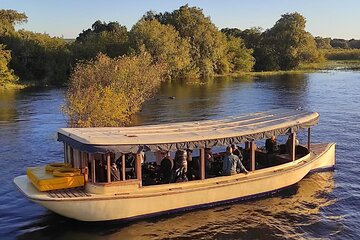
[{"left": 27, "top": 166, "right": 84, "bottom": 192}]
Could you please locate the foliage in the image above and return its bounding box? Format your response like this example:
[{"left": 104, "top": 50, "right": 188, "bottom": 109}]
[
  {"left": 315, "top": 37, "right": 332, "bottom": 49},
  {"left": 150, "top": 5, "right": 230, "bottom": 77},
  {"left": 0, "top": 9, "right": 27, "bottom": 35},
  {"left": 129, "top": 19, "right": 191, "bottom": 78},
  {"left": 238, "top": 27, "right": 262, "bottom": 50},
  {"left": 64, "top": 53, "right": 167, "bottom": 127},
  {"left": 226, "top": 36, "right": 254, "bottom": 72},
  {"left": 220, "top": 28, "right": 242, "bottom": 38},
  {"left": 322, "top": 48, "right": 360, "bottom": 60},
  {"left": 71, "top": 20, "right": 129, "bottom": 60},
  {"left": 1, "top": 30, "right": 71, "bottom": 85},
  {"left": 0, "top": 44, "right": 18, "bottom": 86},
  {"left": 254, "top": 12, "right": 323, "bottom": 71}
]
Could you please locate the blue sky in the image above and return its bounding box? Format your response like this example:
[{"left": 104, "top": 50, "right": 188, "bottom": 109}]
[{"left": 1, "top": 0, "right": 360, "bottom": 39}]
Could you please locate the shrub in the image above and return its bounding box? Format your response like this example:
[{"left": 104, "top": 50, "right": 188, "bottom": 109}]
[{"left": 64, "top": 53, "right": 167, "bottom": 127}]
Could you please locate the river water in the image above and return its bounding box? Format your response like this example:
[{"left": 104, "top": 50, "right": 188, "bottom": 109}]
[{"left": 0, "top": 70, "right": 359, "bottom": 239}]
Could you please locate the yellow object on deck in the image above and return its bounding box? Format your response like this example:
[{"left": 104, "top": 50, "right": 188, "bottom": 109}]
[{"left": 27, "top": 166, "right": 84, "bottom": 192}]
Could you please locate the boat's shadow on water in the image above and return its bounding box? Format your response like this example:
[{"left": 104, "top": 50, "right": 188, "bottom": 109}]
[{"left": 16, "top": 172, "right": 337, "bottom": 240}]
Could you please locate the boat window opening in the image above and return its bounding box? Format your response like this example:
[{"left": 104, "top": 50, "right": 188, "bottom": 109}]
[{"left": 141, "top": 133, "right": 311, "bottom": 187}]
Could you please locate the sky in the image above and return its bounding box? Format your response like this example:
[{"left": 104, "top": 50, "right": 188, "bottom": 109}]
[{"left": 1, "top": 0, "right": 360, "bottom": 39}]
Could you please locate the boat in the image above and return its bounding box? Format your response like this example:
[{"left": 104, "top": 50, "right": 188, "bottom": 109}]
[{"left": 14, "top": 109, "right": 336, "bottom": 221}]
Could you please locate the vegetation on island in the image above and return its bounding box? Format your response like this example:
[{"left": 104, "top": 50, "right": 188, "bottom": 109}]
[{"left": 1, "top": 6, "right": 359, "bottom": 126}]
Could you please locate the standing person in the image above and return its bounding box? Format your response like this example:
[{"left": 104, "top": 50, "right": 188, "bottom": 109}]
[
  {"left": 231, "top": 144, "right": 242, "bottom": 158},
  {"left": 171, "top": 150, "right": 188, "bottom": 183},
  {"left": 221, "top": 146, "right": 248, "bottom": 176}
]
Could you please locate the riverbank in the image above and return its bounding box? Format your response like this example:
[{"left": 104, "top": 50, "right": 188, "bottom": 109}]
[{"left": 2, "top": 60, "right": 360, "bottom": 90}]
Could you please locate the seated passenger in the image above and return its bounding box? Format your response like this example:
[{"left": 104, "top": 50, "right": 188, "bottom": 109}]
[
  {"left": 221, "top": 146, "right": 248, "bottom": 176},
  {"left": 171, "top": 150, "right": 188, "bottom": 183},
  {"left": 265, "top": 136, "right": 279, "bottom": 153}
]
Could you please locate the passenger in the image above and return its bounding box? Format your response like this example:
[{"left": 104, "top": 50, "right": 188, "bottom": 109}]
[
  {"left": 205, "top": 148, "right": 214, "bottom": 176},
  {"left": 110, "top": 162, "right": 120, "bottom": 181},
  {"left": 160, "top": 152, "right": 173, "bottom": 184},
  {"left": 186, "top": 149, "right": 199, "bottom": 180},
  {"left": 231, "top": 144, "right": 242, "bottom": 158},
  {"left": 171, "top": 150, "right": 188, "bottom": 183},
  {"left": 221, "top": 146, "right": 248, "bottom": 176},
  {"left": 265, "top": 136, "right": 279, "bottom": 153}
]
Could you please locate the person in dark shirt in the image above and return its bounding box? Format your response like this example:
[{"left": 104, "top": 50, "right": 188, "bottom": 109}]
[
  {"left": 265, "top": 136, "right": 279, "bottom": 153},
  {"left": 160, "top": 155, "right": 173, "bottom": 184}
]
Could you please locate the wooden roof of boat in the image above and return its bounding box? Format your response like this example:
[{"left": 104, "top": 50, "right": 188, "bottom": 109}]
[{"left": 57, "top": 109, "right": 319, "bottom": 153}]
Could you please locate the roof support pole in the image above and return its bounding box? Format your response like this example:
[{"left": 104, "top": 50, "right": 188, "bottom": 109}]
[
  {"left": 290, "top": 132, "right": 296, "bottom": 161},
  {"left": 90, "top": 153, "right": 96, "bottom": 183},
  {"left": 64, "top": 144, "right": 67, "bottom": 163},
  {"left": 200, "top": 148, "right": 205, "bottom": 180},
  {"left": 308, "top": 128, "right": 311, "bottom": 152},
  {"left": 121, "top": 154, "right": 126, "bottom": 181},
  {"left": 245, "top": 141, "right": 250, "bottom": 149},
  {"left": 250, "top": 141, "right": 256, "bottom": 171},
  {"left": 136, "top": 153, "right": 142, "bottom": 187},
  {"left": 107, "top": 154, "right": 111, "bottom": 183}
]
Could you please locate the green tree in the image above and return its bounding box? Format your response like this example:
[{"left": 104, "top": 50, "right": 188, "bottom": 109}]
[
  {"left": 255, "top": 12, "right": 323, "bottom": 70},
  {"left": 64, "top": 53, "right": 167, "bottom": 127},
  {"left": 221, "top": 28, "right": 242, "bottom": 38},
  {"left": 152, "top": 5, "right": 229, "bottom": 77},
  {"left": 129, "top": 19, "right": 191, "bottom": 78},
  {"left": 239, "top": 27, "right": 263, "bottom": 50},
  {"left": 226, "top": 36, "right": 255, "bottom": 72},
  {"left": 0, "top": 9, "right": 27, "bottom": 35},
  {"left": 0, "top": 44, "right": 18, "bottom": 86},
  {"left": 72, "top": 20, "right": 129, "bottom": 60},
  {"left": 2, "top": 30, "right": 71, "bottom": 85},
  {"left": 315, "top": 37, "right": 332, "bottom": 49}
]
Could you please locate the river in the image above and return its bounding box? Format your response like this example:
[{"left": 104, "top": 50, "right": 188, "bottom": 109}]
[{"left": 0, "top": 70, "right": 359, "bottom": 239}]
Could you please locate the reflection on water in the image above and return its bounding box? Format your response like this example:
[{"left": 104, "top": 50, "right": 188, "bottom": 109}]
[{"left": 2, "top": 71, "right": 360, "bottom": 239}]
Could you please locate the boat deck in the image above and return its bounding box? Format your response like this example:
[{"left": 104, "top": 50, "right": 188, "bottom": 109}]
[{"left": 47, "top": 187, "right": 92, "bottom": 198}]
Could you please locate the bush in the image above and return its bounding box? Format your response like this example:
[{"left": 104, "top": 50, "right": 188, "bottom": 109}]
[
  {"left": 64, "top": 53, "right": 167, "bottom": 127},
  {"left": 322, "top": 48, "right": 360, "bottom": 60}
]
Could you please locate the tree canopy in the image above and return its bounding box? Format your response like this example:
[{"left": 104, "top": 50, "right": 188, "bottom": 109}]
[
  {"left": 129, "top": 19, "right": 191, "bottom": 78},
  {"left": 72, "top": 20, "right": 129, "bottom": 60},
  {"left": 254, "top": 12, "right": 323, "bottom": 70}
]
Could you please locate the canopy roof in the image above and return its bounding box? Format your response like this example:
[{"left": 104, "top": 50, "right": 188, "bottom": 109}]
[{"left": 58, "top": 109, "right": 319, "bottom": 153}]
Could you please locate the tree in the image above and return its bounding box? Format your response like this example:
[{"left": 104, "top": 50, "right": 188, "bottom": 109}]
[
  {"left": 226, "top": 36, "right": 254, "bottom": 72},
  {"left": 0, "top": 9, "right": 27, "bottom": 35},
  {"left": 239, "top": 27, "right": 263, "bottom": 50},
  {"left": 221, "top": 28, "right": 242, "bottom": 38},
  {"left": 0, "top": 44, "right": 18, "bottom": 86},
  {"left": 152, "top": 5, "right": 229, "bottom": 77},
  {"left": 64, "top": 53, "right": 167, "bottom": 127},
  {"left": 72, "top": 20, "right": 129, "bottom": 60},
  {"left": 129, "top": 19, "right": 191, "bottom": 78},
  {"left": 2, "top": 30, "right": 71, "bottom": 85},
  {"left": 315, "top": 37, "right": 332, "bottom": 49},
  {"left": 255, "top": 12, "right": 323, "bottom": 70},
  {"left": 330, "top": 38, "right": 349, "bottom": 49}
]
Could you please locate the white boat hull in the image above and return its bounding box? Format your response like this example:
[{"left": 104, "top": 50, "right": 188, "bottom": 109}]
[{"left": 14, "top": 143, "right": 335, "bottom": 221}]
